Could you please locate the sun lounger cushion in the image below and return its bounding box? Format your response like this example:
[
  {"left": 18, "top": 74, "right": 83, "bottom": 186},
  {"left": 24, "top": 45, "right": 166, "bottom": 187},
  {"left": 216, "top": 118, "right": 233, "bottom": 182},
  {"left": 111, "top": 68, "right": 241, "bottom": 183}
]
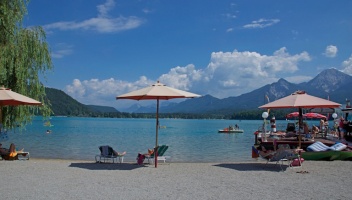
[
  {"left": 330, "top": 143, "right": 347, "bottom": 151},
  {"left": 307, "top": 141, "right": 347, "bottom": 152}
]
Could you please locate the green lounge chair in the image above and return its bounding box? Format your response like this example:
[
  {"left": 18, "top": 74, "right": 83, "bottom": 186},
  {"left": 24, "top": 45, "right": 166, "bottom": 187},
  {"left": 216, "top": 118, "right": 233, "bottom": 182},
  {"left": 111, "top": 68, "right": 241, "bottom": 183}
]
[{"left": 146, "top": 145, "right": 169, "bottom": 164}]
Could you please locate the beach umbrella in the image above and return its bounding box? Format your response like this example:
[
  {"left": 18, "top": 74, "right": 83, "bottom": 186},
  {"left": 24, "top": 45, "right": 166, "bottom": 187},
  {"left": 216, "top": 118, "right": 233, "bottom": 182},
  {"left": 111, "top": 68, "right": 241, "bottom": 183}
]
[
  {"left": 116, "top": 81, "right": 201, "bottom": 167},
  {"left": 0, "top": 86, "right": 42, "bottom": 124},
  {"left": 304, "top": 112, "right": 327, "bottom": 119},
  {"left": 259, "top": 91, "right": 340, "bottom": 148},
  {"left": 286, "top": 112, "right": 299, "bottom": 118}
]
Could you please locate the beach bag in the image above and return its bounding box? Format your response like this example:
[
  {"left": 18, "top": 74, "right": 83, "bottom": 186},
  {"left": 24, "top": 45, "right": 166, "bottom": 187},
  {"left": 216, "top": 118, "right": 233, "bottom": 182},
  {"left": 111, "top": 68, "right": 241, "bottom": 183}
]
[
  {"left": 291, "top": 157, "right": 304, "bottom": 166},
  {"left": 137, "top": 153, "right": 145, "bottom": 165}
]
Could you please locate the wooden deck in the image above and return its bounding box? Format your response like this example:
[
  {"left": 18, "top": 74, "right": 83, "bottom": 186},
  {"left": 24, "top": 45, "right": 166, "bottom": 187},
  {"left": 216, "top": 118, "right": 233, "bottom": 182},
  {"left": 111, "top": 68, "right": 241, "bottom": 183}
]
[{"left": 259, "top": 137, "right": 338, "bottom": 151}]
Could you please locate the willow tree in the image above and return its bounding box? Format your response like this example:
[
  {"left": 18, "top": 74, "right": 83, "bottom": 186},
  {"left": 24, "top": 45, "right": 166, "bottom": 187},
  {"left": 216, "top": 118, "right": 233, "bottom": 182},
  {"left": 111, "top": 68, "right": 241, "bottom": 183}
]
[{"left": 0, "top": 0, "right": 53, "bottom": 129}]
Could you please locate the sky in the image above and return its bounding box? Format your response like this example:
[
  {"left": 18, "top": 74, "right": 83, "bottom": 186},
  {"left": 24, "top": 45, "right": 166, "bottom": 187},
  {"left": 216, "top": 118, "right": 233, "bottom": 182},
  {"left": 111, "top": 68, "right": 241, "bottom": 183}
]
[{"left": 24, "top": 0, "right": 352, "bottom": 110}]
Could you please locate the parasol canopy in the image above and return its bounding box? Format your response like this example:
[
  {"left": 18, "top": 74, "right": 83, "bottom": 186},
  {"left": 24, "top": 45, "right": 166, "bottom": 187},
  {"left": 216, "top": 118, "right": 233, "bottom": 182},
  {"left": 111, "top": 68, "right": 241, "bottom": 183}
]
[
  {"left": 286, "top": 112, "right": 327, "bottom": 119},
  {"left": 0, "top": 86, "right": 42, "bottom": 106},
  {"left": 304, "top": 112, "right": 327, "bottom": 119},
  {"left": 116, "top": 81, "right": 200, "bottom": 167},
  {"left": 0, "top": 86, "right": 42, "bottom": 123},
  {"left": 259, "top": 91, "right": 341, "bottom": 109}
]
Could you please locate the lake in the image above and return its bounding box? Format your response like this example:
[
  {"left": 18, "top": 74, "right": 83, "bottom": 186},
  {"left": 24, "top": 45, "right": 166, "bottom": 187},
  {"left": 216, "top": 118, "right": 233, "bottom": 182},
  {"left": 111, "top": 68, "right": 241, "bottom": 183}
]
[{"left": 2, "top": 117, "right": 318, "bottom": 163}]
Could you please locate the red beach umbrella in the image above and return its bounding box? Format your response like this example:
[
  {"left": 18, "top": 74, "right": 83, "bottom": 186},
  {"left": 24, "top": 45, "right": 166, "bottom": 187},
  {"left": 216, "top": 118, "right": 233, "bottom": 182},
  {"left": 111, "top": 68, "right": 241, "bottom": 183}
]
[
  {"left": 286, "top": 112, "right": 299, "bottom": 118},
  {"left": 303, "top": 112, "right": 327, "bottom": 119}
]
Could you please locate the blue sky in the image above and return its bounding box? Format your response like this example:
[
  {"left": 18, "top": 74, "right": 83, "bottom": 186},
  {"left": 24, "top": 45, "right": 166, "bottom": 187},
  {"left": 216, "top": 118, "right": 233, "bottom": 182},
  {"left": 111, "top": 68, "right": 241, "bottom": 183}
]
[{"left": 24, "top": 0, "right": 352, "bottom": 110}]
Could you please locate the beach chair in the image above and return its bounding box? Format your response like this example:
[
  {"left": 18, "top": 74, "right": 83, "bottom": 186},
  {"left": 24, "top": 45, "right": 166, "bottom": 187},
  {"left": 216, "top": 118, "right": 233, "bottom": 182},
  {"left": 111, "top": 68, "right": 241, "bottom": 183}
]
[
  {"left": 253, "top": 146, "right": 302, "bottom": 170},
  {"left": 145, "top": 145, "right": 170, "bottom": 164},
  {"left": 95, "top": 145, "right": 124, "bottom": 164},
  {"left": 1, "top": 152, "right": 30, "bottom": 161}
]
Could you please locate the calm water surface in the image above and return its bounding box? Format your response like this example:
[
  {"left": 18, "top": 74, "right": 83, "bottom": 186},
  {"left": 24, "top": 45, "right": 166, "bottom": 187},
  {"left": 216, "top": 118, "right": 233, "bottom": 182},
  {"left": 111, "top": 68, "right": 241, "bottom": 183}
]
[{"left": 3, "top": 117, "right": 310, "bottom": 163}]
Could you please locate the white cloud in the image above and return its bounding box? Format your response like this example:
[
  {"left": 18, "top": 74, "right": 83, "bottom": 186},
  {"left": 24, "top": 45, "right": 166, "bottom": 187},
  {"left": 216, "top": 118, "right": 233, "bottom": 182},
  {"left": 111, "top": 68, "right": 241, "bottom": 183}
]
[
  {"left": 66, "top": 76, "right": 155, "bottom": 108},
  {"left": 284, "top": 75, "right": 313, "bottom": 84},
  {"left": 51, "top": 43, "right": 74, "bottom": 58},
  {"left": 341, "top": 54, "right": 352, "bottom": 75},
  {"left": 65, "top": 47, "right": 312, "bottom": 108},
  {"left": 323, "top": 45, "right": 338, "bottom": 58},
  {"left": 243, "top": 18, "right": 280, "bottom": 29},
  {"left": 43, "top": 0, "right": 144, "bottom": 33},
  {"left": 226, "top": 28, "right": 234, "bottom": 32},
  {"left": 223, "top": 13, "right": 237, "bottom": 19}
]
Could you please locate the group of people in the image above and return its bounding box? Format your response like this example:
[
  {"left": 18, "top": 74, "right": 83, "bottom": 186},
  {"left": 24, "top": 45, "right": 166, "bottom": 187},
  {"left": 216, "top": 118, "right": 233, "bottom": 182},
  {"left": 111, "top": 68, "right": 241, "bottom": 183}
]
[{"left": 301, "top": 116, "right": 350, "bottom": 140}]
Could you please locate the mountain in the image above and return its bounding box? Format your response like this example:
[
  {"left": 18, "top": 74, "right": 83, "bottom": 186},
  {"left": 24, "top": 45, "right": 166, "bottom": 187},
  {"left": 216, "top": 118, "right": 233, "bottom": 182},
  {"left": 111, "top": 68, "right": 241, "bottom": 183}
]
[
  {"left": 45, "top": 87, "right": 119, "bottom": 116},
  {"left": 150, "top": 68, "right": 352, "bottom": 114},
  {"left": 44, "top": 68, "right": 352, "bottom": 117},
  {"left": 86, "top": 105, "right": 119, "bottom": 113}
]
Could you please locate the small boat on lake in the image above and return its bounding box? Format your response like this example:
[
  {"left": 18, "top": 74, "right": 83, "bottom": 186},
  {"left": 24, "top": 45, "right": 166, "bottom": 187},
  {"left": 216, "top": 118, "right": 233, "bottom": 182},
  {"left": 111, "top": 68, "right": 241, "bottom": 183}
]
[{"left": 218, "top": 125, "right": 244, "bottom": 133}]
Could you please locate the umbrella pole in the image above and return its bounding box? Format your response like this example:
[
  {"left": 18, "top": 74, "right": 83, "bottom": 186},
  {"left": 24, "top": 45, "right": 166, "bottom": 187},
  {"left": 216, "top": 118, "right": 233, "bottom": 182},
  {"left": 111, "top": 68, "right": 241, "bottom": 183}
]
[
  {"left": 155, "top": 99, "right": 159, "bottom": 168},
  {"left": 298, "top": 108, "right": 303, "bottom": 149},
  {"left": 0, "top": 107, "right": 2, "bottom": 130}
]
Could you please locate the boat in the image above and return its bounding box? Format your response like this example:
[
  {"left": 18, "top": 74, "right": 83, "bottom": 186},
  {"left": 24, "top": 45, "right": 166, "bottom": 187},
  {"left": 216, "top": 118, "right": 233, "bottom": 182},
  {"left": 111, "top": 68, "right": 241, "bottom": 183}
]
[
  {"left": 301, "top": 150, "right": 352, "bottom": 161},
  {"left": 218, "top": 126, "right": 244, "bottom": 133}
]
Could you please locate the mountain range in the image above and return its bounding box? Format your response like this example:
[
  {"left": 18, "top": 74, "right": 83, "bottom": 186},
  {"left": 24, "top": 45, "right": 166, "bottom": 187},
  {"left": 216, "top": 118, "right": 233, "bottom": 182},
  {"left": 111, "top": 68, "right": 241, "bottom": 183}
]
[
  {"left": 46, "top": 68, "right": 352, "bottom": 116},
  {"left": 121, "top": 68, "right": 352, "bottom": 114}
]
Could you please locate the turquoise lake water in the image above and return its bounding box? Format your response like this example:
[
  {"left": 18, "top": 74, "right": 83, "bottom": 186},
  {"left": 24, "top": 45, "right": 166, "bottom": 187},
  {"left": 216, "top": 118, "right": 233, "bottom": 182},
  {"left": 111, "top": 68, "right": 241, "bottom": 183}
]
[{"left": 1, "top": 117, "right": 320, "bottom": 163}]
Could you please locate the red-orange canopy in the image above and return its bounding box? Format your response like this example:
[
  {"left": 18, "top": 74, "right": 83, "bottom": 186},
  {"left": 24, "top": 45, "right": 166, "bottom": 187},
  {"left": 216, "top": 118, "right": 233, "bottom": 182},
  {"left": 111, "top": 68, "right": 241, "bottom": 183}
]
[{"left": 259, "top": 91, "right": 340, "bottom": 109}]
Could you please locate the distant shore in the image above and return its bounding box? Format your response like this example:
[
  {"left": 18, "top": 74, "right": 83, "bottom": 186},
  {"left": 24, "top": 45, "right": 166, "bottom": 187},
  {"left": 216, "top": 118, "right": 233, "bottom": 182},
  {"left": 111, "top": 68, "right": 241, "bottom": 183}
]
[{"left": 1, "top": 159, "right": 352, "bottom": 199}]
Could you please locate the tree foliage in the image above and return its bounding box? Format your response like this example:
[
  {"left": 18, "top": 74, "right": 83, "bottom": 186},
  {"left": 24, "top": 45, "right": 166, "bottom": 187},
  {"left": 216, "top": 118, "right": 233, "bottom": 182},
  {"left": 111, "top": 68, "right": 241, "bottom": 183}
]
[{"left": 0, "top": 0, "right": 53, "bottom": 129}]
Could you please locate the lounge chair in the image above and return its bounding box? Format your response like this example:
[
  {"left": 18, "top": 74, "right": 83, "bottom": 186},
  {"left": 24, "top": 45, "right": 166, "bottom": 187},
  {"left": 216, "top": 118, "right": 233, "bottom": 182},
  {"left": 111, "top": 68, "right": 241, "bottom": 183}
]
[
  {"left": 253, "top": 146, "right": 302, "bottom": 170},
  {"left": 145, "top": 145, "right": 169, "bottom": 164},
  {"left": 95, "top": 145, "right": 125, "bottom": 164},
  {"left": 307, "top": 141, "right": 347, "bottom": 152},
  {"left": 1, "top": 152, "right": 30, "bottom": 161}
]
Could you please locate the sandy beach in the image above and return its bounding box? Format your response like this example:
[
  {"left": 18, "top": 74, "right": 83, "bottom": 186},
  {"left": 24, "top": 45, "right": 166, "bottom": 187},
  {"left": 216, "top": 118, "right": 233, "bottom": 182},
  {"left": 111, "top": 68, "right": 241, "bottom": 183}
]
[{"left": 1, "top": 159, "right": 352, "bottom": 200}]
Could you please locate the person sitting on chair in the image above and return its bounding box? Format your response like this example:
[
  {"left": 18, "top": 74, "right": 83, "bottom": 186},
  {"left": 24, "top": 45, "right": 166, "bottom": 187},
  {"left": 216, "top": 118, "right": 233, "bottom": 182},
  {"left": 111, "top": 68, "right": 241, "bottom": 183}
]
[
  {"left": 113, "top": 150, "right": 126, "bottom": 156},
  {"left": 312, "top": 125, "right": 319, "bottom": 139},
  {"left": 260, "top": 145, "right": 299, "bottom": 160},
  {"left": 0, "top": 143, "right": 23, "bottom": 158}
]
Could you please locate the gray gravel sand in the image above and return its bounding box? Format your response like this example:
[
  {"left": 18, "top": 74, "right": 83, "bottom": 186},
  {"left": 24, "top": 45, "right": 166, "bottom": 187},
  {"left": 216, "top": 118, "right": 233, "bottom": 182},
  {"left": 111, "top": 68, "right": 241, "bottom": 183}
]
[{"left": 1, "top": 159, "right": 351, "bottom": 200}]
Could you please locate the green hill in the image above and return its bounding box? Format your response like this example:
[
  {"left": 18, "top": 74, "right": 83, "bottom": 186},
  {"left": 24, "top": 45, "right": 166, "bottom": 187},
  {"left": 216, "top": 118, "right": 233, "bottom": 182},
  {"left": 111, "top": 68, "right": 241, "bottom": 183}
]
[{"left": 45, "top": 87, "right": 119, "bottom": 117}]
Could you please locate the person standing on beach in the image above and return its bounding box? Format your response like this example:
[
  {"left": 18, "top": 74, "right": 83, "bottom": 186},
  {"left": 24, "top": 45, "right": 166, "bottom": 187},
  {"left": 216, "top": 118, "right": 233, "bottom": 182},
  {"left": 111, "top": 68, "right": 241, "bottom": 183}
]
[{"left": 339, "top": 117, "right": 347, "bottom": 140}]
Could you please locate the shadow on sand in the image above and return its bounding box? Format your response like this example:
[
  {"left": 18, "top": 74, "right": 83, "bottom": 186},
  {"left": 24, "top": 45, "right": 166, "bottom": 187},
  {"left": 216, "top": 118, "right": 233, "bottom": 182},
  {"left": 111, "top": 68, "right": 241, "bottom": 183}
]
[
  {"left": 213, "top": 162, "right": 287, "bottom": 172},
  {"left": 69, "top": 162, "right": 149, "bottom": 171}
]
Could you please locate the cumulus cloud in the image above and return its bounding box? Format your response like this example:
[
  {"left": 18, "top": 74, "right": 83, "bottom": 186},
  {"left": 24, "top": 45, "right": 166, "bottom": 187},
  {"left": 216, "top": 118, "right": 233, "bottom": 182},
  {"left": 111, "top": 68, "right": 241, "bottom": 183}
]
[
  {"left": 66, "top": 76, "right": 155, "bottom": 108},
  {"left": 243, "top": 18, "right": 280, "bottom": 29},
  {"left": 65, "top": 47, "right": 312, "bottom": 108},
  {"left": 43, "top": 0, "right": 144, "bottom": 33},
  {"left": 341, "top": 54, "right": 352, "bottom": 75},
  {"left": 324, "top": 45, "right": 338, "bottom": 58}
]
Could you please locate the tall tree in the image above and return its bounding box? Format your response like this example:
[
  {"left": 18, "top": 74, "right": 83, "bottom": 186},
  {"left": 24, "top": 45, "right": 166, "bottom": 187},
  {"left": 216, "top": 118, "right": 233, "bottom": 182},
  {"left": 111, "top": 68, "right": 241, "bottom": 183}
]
[{"left": 0, "top": 0, "right": 53, "bottom": 129}]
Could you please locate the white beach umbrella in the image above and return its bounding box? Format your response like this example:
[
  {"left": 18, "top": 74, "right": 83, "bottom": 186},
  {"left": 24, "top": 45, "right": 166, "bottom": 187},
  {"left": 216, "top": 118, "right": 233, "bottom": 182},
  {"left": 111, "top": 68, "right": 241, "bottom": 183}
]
[{"left": 117, "top": 81, "right": 201, "bottom": 168}]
